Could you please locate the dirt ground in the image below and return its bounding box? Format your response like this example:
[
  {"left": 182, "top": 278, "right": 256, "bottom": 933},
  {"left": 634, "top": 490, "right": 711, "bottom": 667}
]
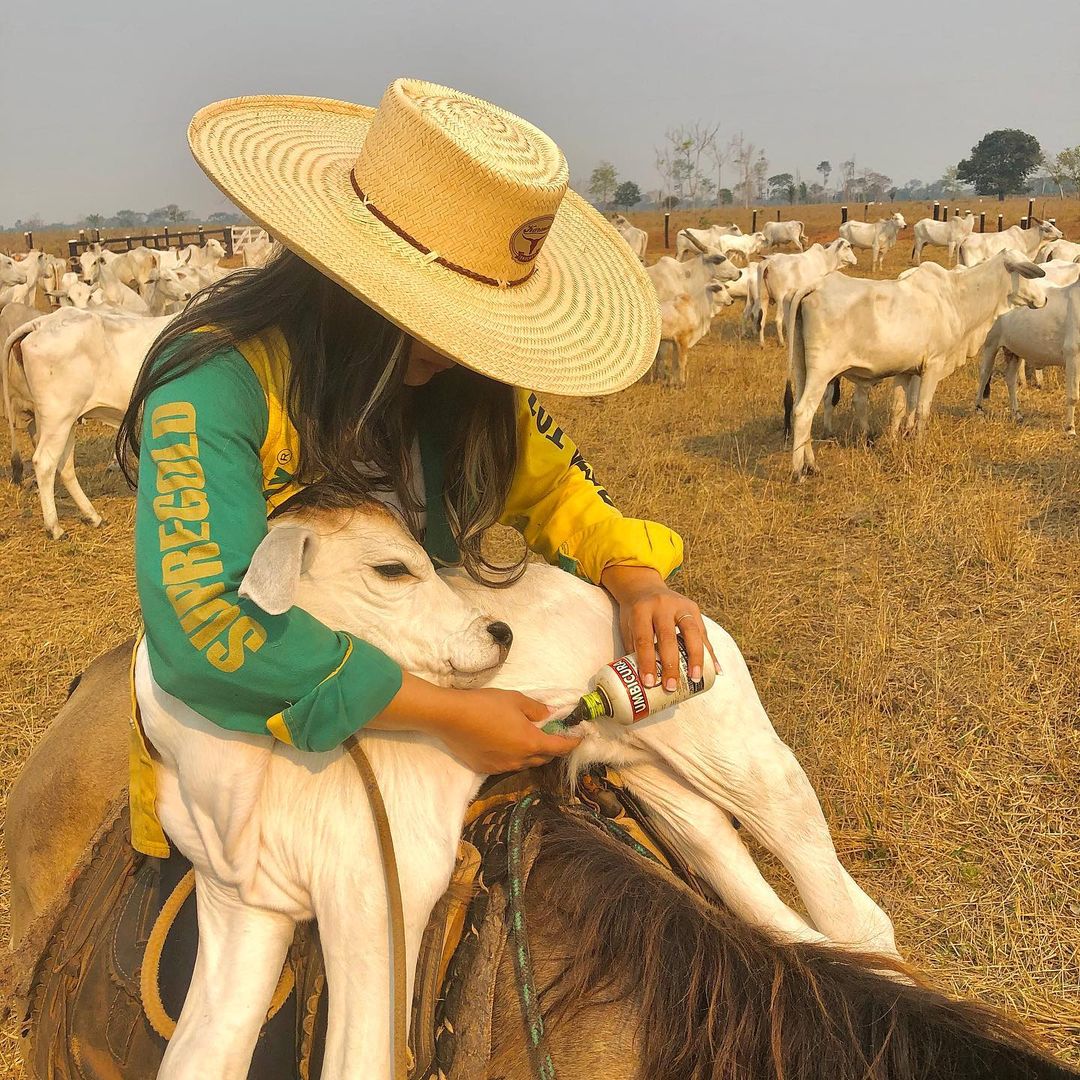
[{"left": 1, "top": 199, "right": 1078, "bottom": 1072}]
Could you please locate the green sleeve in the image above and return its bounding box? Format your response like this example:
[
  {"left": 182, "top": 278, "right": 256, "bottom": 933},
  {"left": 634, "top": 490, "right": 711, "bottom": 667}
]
[{"left": 135, "top": 346, "right": 402, "bottom": 752}]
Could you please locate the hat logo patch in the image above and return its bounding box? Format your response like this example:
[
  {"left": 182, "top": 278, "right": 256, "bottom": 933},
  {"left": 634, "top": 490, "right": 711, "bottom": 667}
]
[{"left": 509, "top": 215, "right": 554, "bottom": 264}]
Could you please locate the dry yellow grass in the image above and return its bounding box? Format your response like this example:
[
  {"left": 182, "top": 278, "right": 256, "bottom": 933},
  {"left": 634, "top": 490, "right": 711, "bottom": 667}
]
[{"left": 1, "top": 203, "right": 1078, "bottom": 1074}]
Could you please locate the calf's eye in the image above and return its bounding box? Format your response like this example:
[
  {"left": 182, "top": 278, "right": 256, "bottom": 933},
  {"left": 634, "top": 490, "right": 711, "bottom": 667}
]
[{"left": 374, "top": 562, "right": 412, "bottom": 580}]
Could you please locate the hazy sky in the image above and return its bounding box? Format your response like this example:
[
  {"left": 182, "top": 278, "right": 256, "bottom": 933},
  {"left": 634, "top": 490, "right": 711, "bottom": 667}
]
[{"left": 3, "top": 0, "right": 1078, "bottom": 223}]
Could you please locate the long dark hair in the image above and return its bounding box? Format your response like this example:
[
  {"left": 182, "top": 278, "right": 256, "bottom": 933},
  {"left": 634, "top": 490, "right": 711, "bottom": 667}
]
[{"left": 116, "top": 246, "right": 523, "bottom": 584}]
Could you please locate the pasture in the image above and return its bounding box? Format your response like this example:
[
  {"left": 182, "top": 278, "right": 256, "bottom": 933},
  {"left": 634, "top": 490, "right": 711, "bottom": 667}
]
[{"left": 1, "top": 200, "right": 1079, "bottom": 1073}]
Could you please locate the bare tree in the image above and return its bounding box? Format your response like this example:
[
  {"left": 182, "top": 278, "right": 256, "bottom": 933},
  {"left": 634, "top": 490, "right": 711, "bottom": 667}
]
[
  {"left": 708, "top": 135, "right": 733, "bottom": 207},
  {"left": 731, "top": 133, "right": 759, "bottom": 208}
]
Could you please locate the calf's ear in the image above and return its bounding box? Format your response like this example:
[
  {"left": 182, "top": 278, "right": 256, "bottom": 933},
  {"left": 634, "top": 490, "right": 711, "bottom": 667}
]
[{"left": 239, "top": 523, "right": 319, "bottom": 615}]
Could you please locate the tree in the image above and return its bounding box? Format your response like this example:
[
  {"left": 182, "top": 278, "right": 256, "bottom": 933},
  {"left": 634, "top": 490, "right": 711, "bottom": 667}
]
[
  {"left": 767, "top": 173, "right": 795, "bottom": 202},
  {"left": 112, "top": 209, "right": 144, "bottom": 228},
  {"left": 839, "top": 159, "right": 856, "bottom": 199},
  {"left": 165, "top": 203, "right": 188, "bottom": 224},
  {"left": 708, "top": 136, "right": 732, "bottom": 206},
  {"left": 84, "top": 213, "right": 104, "bottom": 228},
  {"left": 798, "top": 181, "right": 809, "bottom": 203},
  {"left": 957, "top": 129, "right": 1042, "bottom": 201},
  {"left": 613, "top": 181, "right": 643, "bottom": 211},
  {"left": 660, "top": 195, "right": 681, "bottom": 210},
  {"left": 717, "top": 187, "right": 733, "bottom": 206},
  {"left": 588, "top": 162, "right": 618, "bottom": 208},
  {"left": 817, "top": 160, "right": 831, "bottom": 190},
  {"left": 655, "top": 124, "right": 718, "bottom": 208},
  {"left": 1049, "top": 146, "right": 1080, "bottom": 197},
  {"left": 939, "top": 165, "right": 964, "bottom": 198}
]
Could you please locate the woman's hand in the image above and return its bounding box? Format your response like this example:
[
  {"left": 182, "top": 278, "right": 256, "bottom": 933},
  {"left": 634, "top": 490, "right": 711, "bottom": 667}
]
[
  {"left": 370, "top": 673, "right": 580, "bottom": 775},
  {"left": 435, "top": 688, "right": 582, "bottom": 774},
  {"left": 600, "top": 565, "right": 712, "bottom": 692}
]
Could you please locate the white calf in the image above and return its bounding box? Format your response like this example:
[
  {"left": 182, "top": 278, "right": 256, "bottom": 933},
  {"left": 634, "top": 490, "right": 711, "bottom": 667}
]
[
  {"left": 1036, "top": 238, "right": 1080, "bottom": 264},
  {"left": 0, "top": 254, "right": 28, "bottom": 289},
  {"left": 717, "top": 231, "right": 768, "bottom": 265},
  {"left": 138, "top": 501, "right": 895, "bottom": 1080},
  {"left": 656, "top": 283, "right": 733, "bottom": 386}
]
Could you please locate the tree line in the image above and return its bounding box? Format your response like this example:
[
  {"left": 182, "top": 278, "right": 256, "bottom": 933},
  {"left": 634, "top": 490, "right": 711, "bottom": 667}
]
[
  {"left": 588, "top": 127, "right": 1080, "bottom": 211},
  {"left": 3, "top": 204, "right": 249, "bottom": 235}
]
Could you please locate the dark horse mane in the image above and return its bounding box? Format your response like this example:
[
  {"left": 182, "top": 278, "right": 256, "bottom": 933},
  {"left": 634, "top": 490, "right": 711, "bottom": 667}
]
[{"left": 529, "top": 802, "right": 1076, "bottom": 1080}]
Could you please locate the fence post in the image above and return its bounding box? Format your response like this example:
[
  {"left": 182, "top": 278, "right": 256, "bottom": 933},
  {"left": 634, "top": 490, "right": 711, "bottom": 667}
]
[
  {"left": 933, "top": 201, "right": 940, "bottom": 221},
  {"left": 663, "top": 212, "right": 670, "bottom": 249},
  {"left": 24, "top": 231, "right": 33, "bottom": 251},
  {"left": 979, "top": 211, "right": 986, "bottom": 233},
  {"left": 997, "top": 214, "right": 1004, "bottom": 232},
  {"left": 1027, "top": 198, "right": 1035, "bottom": 225},
  {"left": 953, "top": 206, "right": 960, "bottom": 217},
  {"left": 94, "top": 228, "right": 102, "bottom": 243},
  {"left": 862, "top": 202, "right": 869, "bottom": 220},
  {"left": 225, "top": 227, "right": 235, "bottom": 258},
  {"left": 942, "top": 204, "right": 949, "bottom": 221},
  {"left": 67, "top": 239, "right": 79, "bottom": 267},
  {"left": 841, "top": 205, "right": 848, "bottom": 224},
  {"left": 751, "top": 209, "right": 758, "bottom": 231},
  {"left": 126, "top": 235, "right": 133, "bottom": 251},
  {"left": 197, "top": 224, "right": 205, "bottom": 245},
  {"left": 776, "top": 208, "right": 781, "bottom": 221},
  {"left": 79, "top": 229, "right": 87, "bottom": 247}
]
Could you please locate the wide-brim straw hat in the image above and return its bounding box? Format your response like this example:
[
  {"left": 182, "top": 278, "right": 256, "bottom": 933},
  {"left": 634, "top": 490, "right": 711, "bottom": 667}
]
[{"left": 188, "top": 79, "right": 661, "bottom": 396}]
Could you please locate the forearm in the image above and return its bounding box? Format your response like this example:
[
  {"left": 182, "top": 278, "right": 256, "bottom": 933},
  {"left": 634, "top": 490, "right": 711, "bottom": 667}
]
[
  {"left": 600, "top": 564, "right": 665, "bottom": 603},
  {"left": 366, "top": 671, "right": 465, "bottom": 736}
]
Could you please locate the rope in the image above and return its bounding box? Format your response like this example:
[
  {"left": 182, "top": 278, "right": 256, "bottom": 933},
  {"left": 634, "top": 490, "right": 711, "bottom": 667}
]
[{"left": 506, "top": 793, "right": 556, "bottom": 1080}]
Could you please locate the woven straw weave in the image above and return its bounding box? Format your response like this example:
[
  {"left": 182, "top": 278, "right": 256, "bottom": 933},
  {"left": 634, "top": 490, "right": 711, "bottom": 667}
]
[{"left": 188, "top": 79, "right": 660, "bottom": 396}]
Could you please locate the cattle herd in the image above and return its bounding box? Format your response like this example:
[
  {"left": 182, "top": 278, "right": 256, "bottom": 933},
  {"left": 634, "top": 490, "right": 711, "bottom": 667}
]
[
  {"left": 614, "top": 208, "right": 1080, "bottom": 481},
  {"left": 0, "top": 210, "right": 1078, "bottom": 536},
  {"left": 0, "top": 233, "right": 274, "bottom": 539}
]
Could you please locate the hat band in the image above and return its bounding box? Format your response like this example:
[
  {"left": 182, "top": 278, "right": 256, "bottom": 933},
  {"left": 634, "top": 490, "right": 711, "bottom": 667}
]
[{"left": 350, "top": 170, "right": 534, "bottom": 289}]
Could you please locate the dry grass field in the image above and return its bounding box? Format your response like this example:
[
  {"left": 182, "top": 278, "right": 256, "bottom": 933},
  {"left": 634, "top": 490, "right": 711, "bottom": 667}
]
[{"left": 1, "top": 199, "right": 1079, "bottom": 1073}]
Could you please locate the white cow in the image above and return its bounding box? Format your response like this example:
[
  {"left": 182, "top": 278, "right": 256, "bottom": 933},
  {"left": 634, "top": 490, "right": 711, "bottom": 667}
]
[
  {"left": 715, "top": 231, "right": 768, "bottom": 265},
  {"left": 785, "top": 250, "right": 1046, "bottom": 480},
  {"left": 140, "top": 266, "right": 194, "bottom": 315},
  {"left": 761, "top": 220, "right": 806, "bottom": 251},
  {"left": 0, "top": 253, "right": 28, "bottom": 288},
  {"left": 976, "top": 279, "right": 1080, "bottom": 432},
  {"left": 611, "top": 214, "right": 647, "bottom": 262},
  {"left": 1036, "top": 238, "right": 1080, "bottom": 264},
  {"left": 178, "top": 238, "right": 227, "bottom": 272},
  {"left": 78, "top": 244, "right": 118, "bottom": 284},
  {"left": 2, "top": 308, "right": 174, "bottom": 537},
  {"left": 647, "top": 253, "right": 739, "bottom": 385},
  {"left": 675, "top": 223, "right": 742, "bottom": 262},
  {"left": 959, "top": 218, "right": 1062, "bottom": 267},
  {"left": 838, "top": 213, "right": 906, "bottom": 272},
  {"left": 750, "top": 239, "right": 857, "bottom": 348},
  {"left": 656, "top": 283, "right": 733, "bottom": 386},
  {"left": 45, "top": 272, "right": 98, "bottom": 309},
  {"left": 241, "top": 238, "right": 275, "bottom": 268},
  {"left": 0, "top": 250, "right": 48, "bottom": 307},
  {"left": 137, "top": 499, "right": 895, "bottom": 1078},
  {"left": 910, "top": 210, "right": 974, "bottom": 266},
  {"left": 108, "top": 246, "right": 160, "bottom": 291},
  {"left": 87, "top": 258, "right": 151, "bottom": 314}
]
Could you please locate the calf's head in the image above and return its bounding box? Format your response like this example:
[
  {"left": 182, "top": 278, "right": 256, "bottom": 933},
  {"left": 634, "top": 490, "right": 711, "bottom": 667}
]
[
  {"left": 1002, "top": 250, "right": 1047, "bottom": 309},
  {"left": 0, "top": 255, "right": 27, "bottom": 288},
  {"left": 238, "top": 501, "right": 511, "bottom": 688}
]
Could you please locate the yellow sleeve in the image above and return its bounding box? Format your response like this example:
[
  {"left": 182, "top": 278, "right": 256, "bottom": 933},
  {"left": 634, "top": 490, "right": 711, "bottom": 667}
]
[{"left": 499, "top": 390, "right": 683, "bottom": 584}]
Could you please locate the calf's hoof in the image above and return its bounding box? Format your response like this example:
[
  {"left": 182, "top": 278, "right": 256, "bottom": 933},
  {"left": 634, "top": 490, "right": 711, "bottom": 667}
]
[
  {"left": 46, "top": 525, "right": 66, "bottom": 541},
  {"left": 1011, "top": 412, "right": 1024, "bottom": 425},
  {"left": 1065, "top": 426, "right": 1077, "bottom": 437}
]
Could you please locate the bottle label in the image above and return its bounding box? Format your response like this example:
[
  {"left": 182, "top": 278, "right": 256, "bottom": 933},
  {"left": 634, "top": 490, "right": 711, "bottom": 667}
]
[{"left": 608, "top": 655, "right": 652, "bottom": 721}]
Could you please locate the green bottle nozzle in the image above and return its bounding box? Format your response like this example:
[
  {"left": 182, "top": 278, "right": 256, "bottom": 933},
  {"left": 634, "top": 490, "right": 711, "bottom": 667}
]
[{"left": 563, "top": 688, "right": 610, "bottom": 728}]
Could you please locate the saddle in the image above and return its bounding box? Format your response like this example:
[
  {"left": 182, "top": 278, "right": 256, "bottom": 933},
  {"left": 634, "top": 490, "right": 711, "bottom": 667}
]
[{"left": 16, "top": 767, "right": 695, "bottom": 1080}]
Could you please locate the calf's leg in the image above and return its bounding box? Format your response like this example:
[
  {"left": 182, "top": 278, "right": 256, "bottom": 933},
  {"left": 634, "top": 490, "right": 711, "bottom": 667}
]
[
  {"left": 31, "top": 412, "right": 79, "bottom": 539},
  {"left": 56, "top": 428, "right": 102, "bottom": 527},
  {"left": 1064, "top": 347, "right": 1079, "bottom": 435},
  {"left": 158, "top": 874, "right": 295, "bottom": 1080}
]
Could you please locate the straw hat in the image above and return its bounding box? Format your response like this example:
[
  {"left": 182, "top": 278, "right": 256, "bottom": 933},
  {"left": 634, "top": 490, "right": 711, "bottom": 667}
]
[{"left": 188, "top": 79, "right": 661, "bottom": 396}]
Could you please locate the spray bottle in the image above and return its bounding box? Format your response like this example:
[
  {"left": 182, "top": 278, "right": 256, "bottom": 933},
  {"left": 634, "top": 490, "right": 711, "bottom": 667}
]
[{"left": 563, "top": 635, "right": 718, "bottom": 728}]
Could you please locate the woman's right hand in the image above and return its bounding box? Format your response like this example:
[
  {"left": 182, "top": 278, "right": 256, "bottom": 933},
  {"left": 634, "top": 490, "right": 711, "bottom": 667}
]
[
  {"left": 435, "top": 688, "right": 582, "bottom": 775},
  {"left": 370, "top": 674, "right": 582, "bottom": 775}
]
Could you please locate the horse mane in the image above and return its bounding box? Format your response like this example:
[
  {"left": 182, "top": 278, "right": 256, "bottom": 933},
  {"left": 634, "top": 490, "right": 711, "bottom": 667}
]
[{"left": 529, "top": 803, "right": 1076, "bottom": 1080}]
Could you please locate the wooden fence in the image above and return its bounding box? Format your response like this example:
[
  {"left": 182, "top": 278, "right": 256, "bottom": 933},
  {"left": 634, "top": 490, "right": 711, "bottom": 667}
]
[{"left": 61, "top": 225, "right": 234, "bottom": 264}]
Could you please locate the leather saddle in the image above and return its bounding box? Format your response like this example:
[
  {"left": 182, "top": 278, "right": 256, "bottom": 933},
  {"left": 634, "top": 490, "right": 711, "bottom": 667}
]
[{"left": 17, "top": 767, "right": 688, "bottom": 1080}]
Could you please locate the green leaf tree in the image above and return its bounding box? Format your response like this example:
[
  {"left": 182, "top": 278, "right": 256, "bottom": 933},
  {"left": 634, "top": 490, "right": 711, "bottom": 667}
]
[
  {"left": 588, "top": 162, "right": 618, "bottom": 209},
  {"left": 768, "top": 173, "right": 795, "bottom": 202},
  {"left": 85, "top": 213, "right": 104, "bottom": 229},
  {"left": 817, "top": 160, "right": 831, "bottom": 190},
  {"left": 1050, "top": 147, "right": 1080, "bottom": 197},
  {"left": 957, "top": 129, "right": 1042, "bottom": 201},
  {"left": 613, "top": 181, "right": 643, "bottom": 210}
]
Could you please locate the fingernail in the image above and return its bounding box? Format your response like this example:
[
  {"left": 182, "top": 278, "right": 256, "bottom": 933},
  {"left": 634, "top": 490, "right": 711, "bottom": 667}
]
[
  {"left": 664, "top": 678, "right": 677, "bottom": 693},
  {"left": 643, "top": 672, "right": 656, "bottom": 688},
  {"left": 691, "top": 665, "right": 702, "bottom": 681}
]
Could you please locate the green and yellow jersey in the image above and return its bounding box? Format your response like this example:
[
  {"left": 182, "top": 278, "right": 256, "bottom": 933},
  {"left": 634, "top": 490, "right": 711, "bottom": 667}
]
[{"left": 131, "top": 328, "right": 682, "bottom": 855}]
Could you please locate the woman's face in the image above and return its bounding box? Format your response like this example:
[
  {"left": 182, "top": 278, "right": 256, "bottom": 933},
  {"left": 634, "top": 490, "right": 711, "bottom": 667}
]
[{"left": 405, "top": 339, "right": 456, "bottom": 386}]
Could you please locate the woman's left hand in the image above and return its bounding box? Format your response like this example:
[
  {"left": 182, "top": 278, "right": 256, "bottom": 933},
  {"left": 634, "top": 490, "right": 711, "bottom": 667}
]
[{"left": 599, "top": 565, "right": 713, "bottom": 692}]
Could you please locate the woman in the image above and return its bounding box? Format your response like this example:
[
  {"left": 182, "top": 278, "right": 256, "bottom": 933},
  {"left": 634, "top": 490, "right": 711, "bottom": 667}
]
[{"left": 119, "top": 79, "right": 711, "bottom": 858}]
